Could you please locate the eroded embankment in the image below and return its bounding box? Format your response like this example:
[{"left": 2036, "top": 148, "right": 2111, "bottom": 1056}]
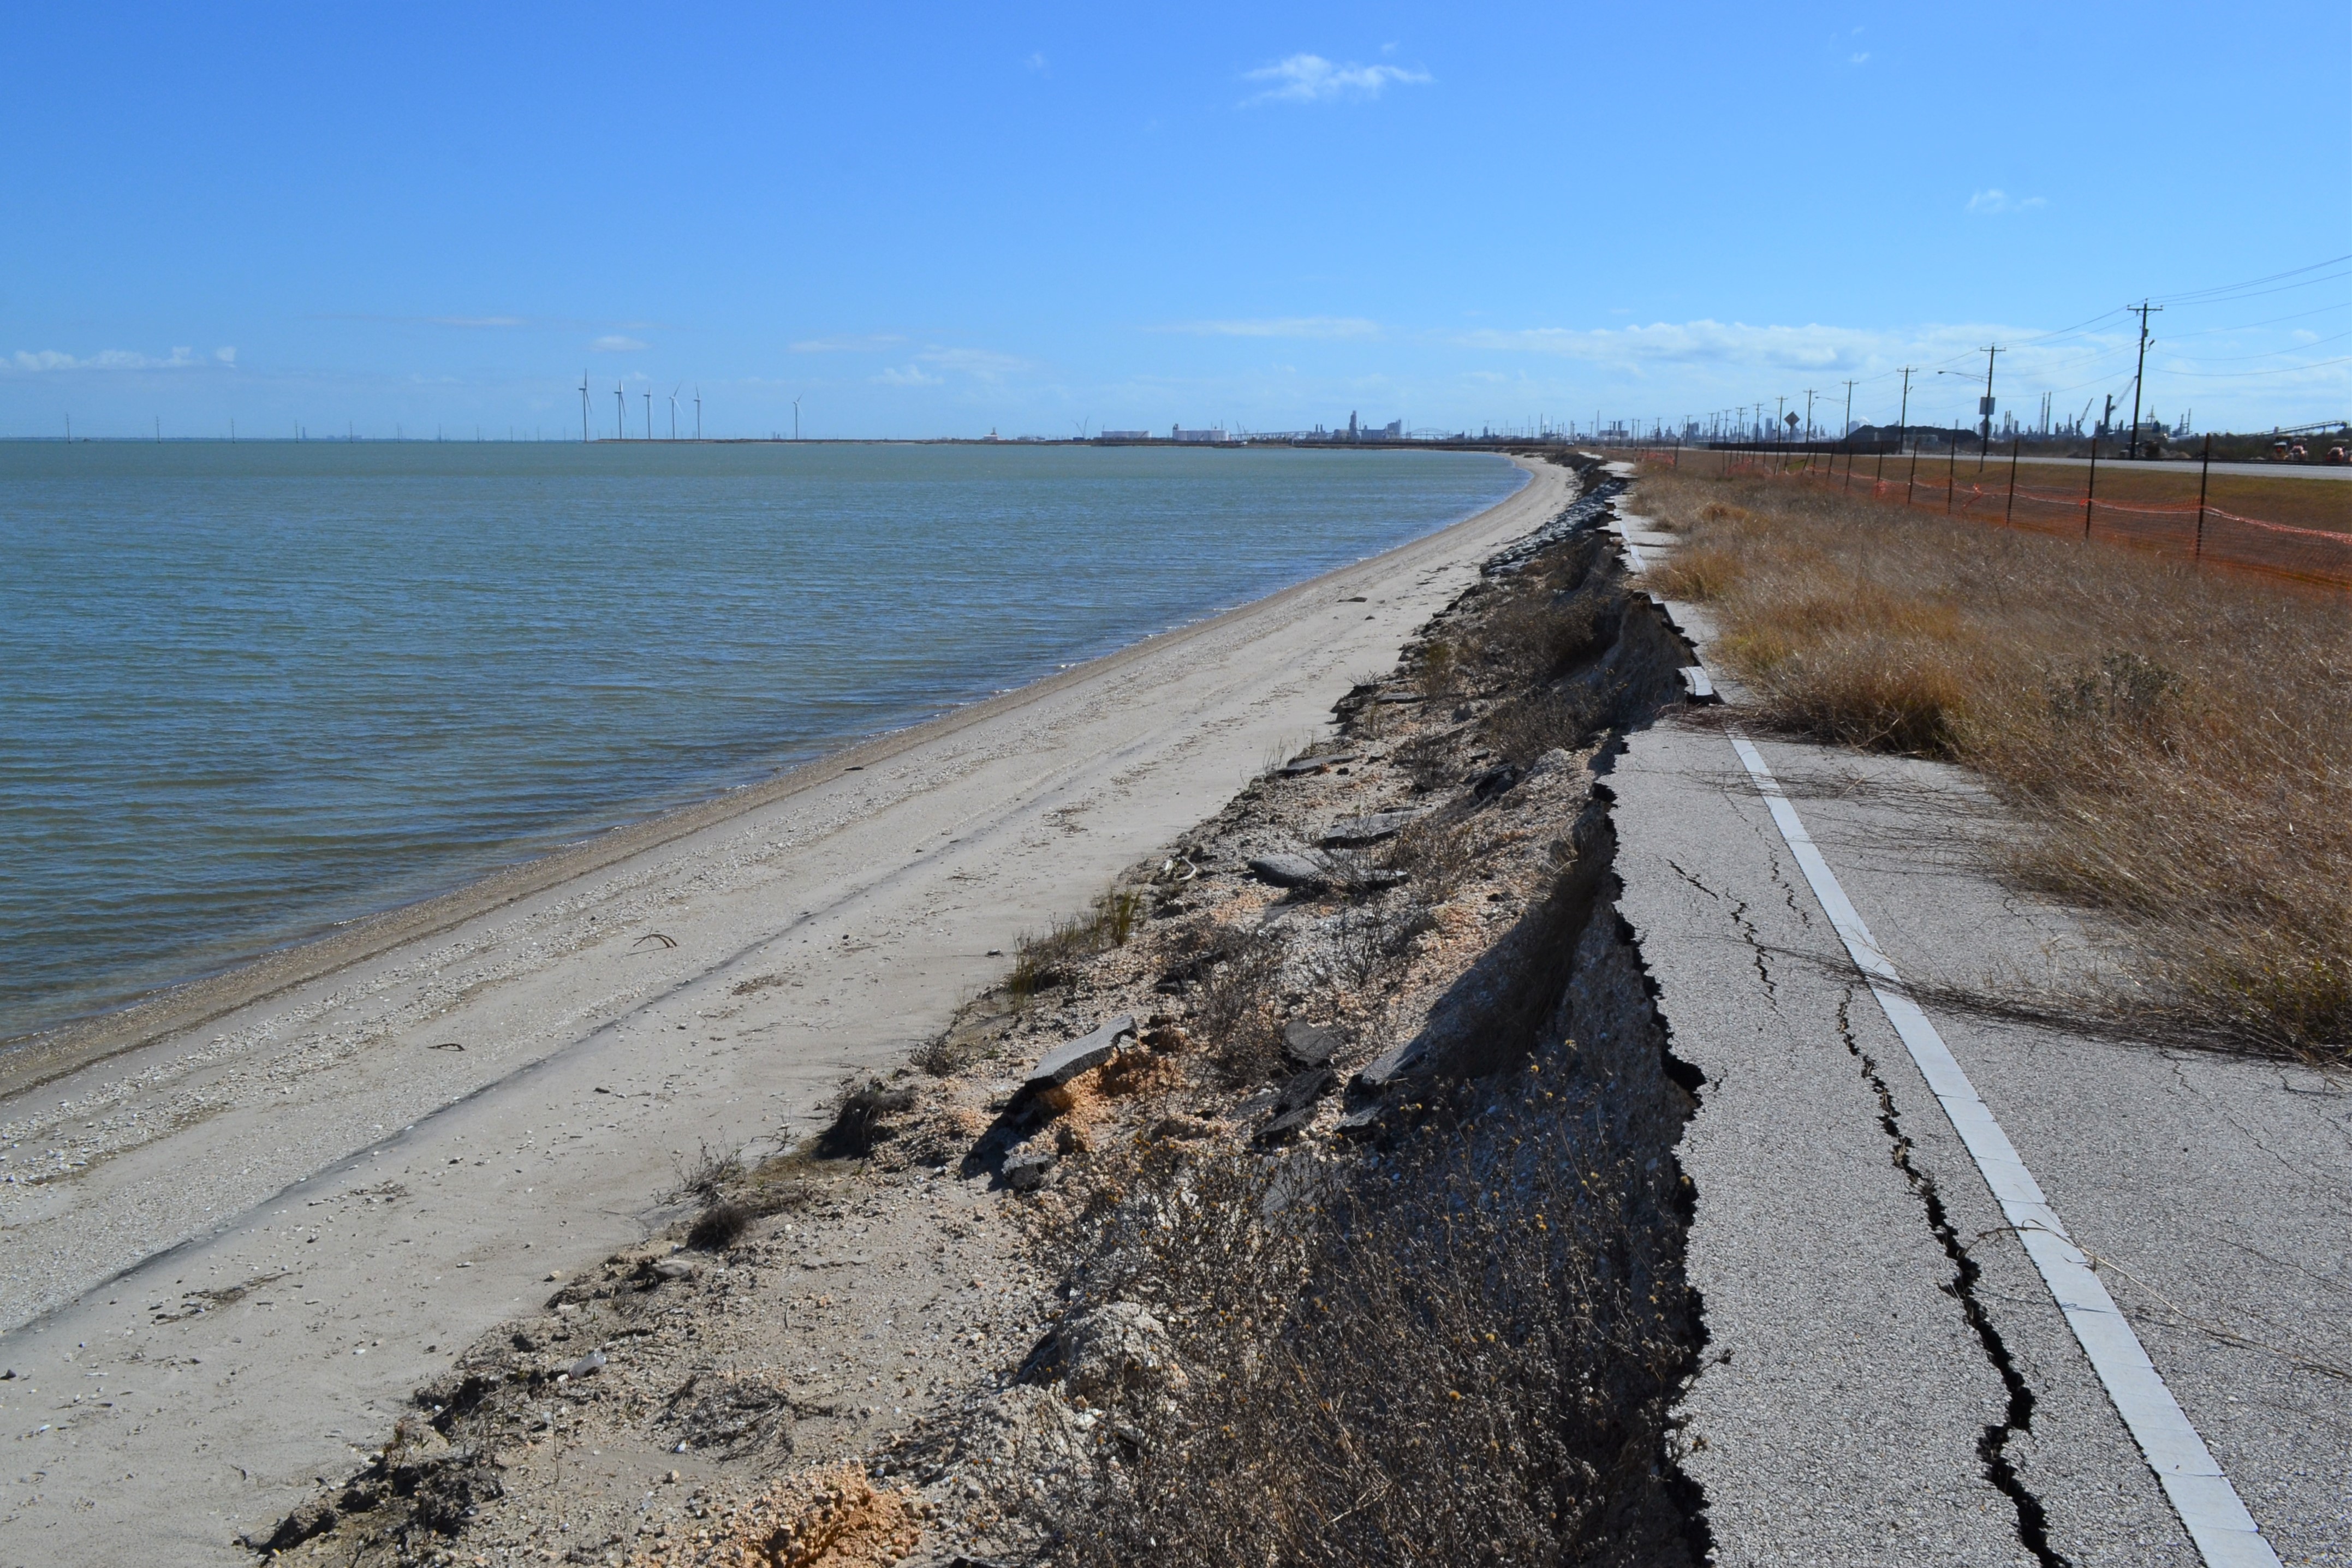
[{"left": 260, "top": 457, "right": 1717, "bottom": 1568}]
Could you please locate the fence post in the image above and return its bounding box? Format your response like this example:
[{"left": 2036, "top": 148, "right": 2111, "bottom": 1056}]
[
  {"left": 1946, "top": 438, "right": 1956, "bottom": 512},
  {"left": 2083, "top": 437, "right": 2098, "bottom": 540},
  {"left": 1907, "top": 444, "right": 1920, "bottom": 510},
  {"left": 2193, "top": 433, "right": 2212, "bottom": 561},
  {"left": 2004, "top": 436, "right": 2020, "bottom": 527}
]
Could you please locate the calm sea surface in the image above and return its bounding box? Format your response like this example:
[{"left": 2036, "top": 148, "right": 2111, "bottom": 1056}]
[{"left": 0, "top": 441, "right": 1522, "bottom": 1042}]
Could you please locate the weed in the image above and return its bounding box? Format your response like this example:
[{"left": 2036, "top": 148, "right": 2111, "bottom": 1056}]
[
  {"left": 1188, "top": 924, "right": 1287, "bottom": 1084},
  {"left": 1009, "top": 888, "right": 1152, "bottom": 1004},
  {"left": 1383, "top": 813, "right": 1478, "bottom": 897},
  {"left": 686, "top": 1200, "right": 751, "bottom": 1252},
  {"left": 1414, "top": 639, "right": 1457, "bottom": 699},
  {"left": 815, "top": 1078, "right": 916, "bottom": 1158},
  {"left": 665, "top": 1140, "right": 741, "bottom": 1206}
]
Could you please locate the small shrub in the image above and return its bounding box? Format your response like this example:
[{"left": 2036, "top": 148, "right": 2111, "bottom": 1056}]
[
  {"left": 1414, "top": 639, "right": 1457, "bottom": 699},
  {"left": 666, "top": 1140, "right": 741, "bottom": 1205},
  {"left": 815, "top": 1078, "right": 916, "bottom": 1158},
  {"left": 1190, "top": 925, "right": 1285, "bottom": 1084},
  {"left": 1396, "top": 729, "right": 1463, "bottom": 791},
  {"left": 686, "top": 1200, "right": 751, "bottom": 1252},
  {"left": 908, "top": 1032, "right": 960, "bottom": 1077},
  {"left": 1383, "top": 814, "right": 1478, "bottom": 897}
]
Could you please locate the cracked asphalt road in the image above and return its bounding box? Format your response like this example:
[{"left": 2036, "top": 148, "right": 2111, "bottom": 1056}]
[{"left": 1610, "top": 501, "right": 2349, "bottom": 1566}]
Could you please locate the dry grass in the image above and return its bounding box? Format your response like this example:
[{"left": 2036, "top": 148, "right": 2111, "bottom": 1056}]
[
  {"left": 1041, "top": 1057, "right": 1702, "bottom": 1568},
  {"left": 1009, "top": 889, "right": 1147, "bottom": 1003},
  {"left": 1636, "top": 466, "right": 2352, "bottom": 1061}
]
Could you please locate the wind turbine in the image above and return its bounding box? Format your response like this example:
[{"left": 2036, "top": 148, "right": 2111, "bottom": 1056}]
[
  {"left": 668, "top": 384, "right": 681, "bottom": 442},
  {"left": 792, "top": 396, "right": 801, "bottom": 442},
  {"left": 644, "top": 388, "right": 652, "bottom": 441},
  {"left": 579, "top": 371, "right": 591, "bottom": 442},
  {"left": 694, "top": 387, "right": 702, "bottom": 441},
  {"left": 615, "top": 381, "right": 626, "bottom": 440}
]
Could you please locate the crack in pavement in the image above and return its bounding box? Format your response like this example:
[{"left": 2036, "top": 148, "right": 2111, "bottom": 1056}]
[{"left": 1834, "top": 987, "right": 2070, "bottom": 1568}]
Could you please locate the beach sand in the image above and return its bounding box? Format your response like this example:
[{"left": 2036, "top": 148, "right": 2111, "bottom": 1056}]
[{"left": 0, "top": 455, "right": 1568, "bottom": 1563}]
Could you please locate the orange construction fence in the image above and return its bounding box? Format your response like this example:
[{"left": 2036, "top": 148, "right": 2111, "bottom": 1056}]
[{"left": 1622, "top": 445, "right": 2352, "bottom": 592}]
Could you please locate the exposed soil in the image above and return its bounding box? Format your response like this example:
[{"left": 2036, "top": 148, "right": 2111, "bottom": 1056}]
[{"left": 259, "top": 457, "right": 1715, "bottom": 1568}]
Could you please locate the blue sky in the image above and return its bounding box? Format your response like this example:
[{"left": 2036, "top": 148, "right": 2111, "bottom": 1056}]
[{"left": 4, "top": 3, "right": 2345, "bottom": 439}]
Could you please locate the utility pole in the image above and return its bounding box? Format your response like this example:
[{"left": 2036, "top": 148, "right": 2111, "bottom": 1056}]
[
  {"left": 1895, "top": 367, "right": 1914, "bottom": 454},
  {"left": 1802, "top": 389, "right": 1817, "bottom": 446},
  {"left": 2126, "top": 301, "right": 2162, "bottom": 460},
  {"left": 1976, "top": 344, "right": 2003, "bottom": 465},
  {"left": 2083, "top": 434, "right": 2099, "bottom": 540},
  {"left": 2193, "top": 434, "right": 2212, "bottom": 560},
  {"left": 1840, "top": 379, "right": 1855, "bottom": 446}
]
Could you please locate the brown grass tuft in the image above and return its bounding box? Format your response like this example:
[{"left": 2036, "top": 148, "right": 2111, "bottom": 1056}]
[{"left": 1636, "top": 464, "right": 2352, "bottom": 1060}]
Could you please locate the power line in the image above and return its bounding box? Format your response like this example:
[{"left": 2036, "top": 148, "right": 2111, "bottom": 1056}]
[{"left": 2149, "top": 254, "right": 2352, "bottom": 306}]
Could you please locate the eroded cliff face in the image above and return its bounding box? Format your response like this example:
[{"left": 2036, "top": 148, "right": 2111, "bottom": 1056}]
[{"left": 265, "top": 456, "right": 1718, "bottom": 1568}]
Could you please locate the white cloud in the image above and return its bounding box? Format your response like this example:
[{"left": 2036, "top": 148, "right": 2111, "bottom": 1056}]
[
  {"left": 1850, "top": 52, "right": 1869, "bottom": 64},
  {"left": 1025, "top": 51, "right": 1047, "bottom": 71},
  {"left": 915, "top": 347, "right": 1028, "bottom": 381},
  {"left": 1151, "top": 316, "right": 1383, "bottom": 339},
  {"left": 1243, "top": 53, "right": 1430, "bottom": 105},
  {"left": 7, "top": 345, "right": 206, "bottom": 372},
  {"left": 873, "top": 365, "right": 943, "bottom": 387},
  {"left": 590, "top": 335, "right": 647, "bottom": 351},
  {"left": 792, "top": 333, "right": 908, "bottom": 353},
  {"left": 1455, "top": 319, "right": 1888, "bottom": 371},
  {"left": 1966, "top": 189, "right": 2046, "bottom": 216},
  {"left": 216, "top": 346, "right": 236, "bottom": 363}
]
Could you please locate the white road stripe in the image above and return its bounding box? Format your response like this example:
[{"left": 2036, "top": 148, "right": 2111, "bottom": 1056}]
[{"left": 1725, "top": 729, "right": 2280, "bottom": 1568}]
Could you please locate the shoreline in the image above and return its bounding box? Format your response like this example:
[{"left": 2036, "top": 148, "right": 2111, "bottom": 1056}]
[
  {"left": 0, "top": 463, "right": 1528, "bottom": 1104},
  {"left": 0, "top": 451, "right": 1569, "bottom": 1561}
]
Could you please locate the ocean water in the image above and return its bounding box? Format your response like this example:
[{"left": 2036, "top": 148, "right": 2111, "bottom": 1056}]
[{"left": 0, "top": 440, "right": 1523, "bottom": 1043}]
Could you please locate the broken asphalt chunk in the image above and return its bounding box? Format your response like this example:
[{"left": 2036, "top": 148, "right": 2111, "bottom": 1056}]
[{"left": 1025, "top": 1014, "right": 1136, "bottom": 1091}]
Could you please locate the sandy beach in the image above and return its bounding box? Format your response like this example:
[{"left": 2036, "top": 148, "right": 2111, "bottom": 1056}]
[{"left": 0, "top": 455, "right": 1568, "bottom": 1563}]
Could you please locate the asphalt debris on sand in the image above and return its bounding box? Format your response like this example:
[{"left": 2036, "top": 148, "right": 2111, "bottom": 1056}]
[{"left": 261, "top": 455, "right": 1713, "bottom": 1568}]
